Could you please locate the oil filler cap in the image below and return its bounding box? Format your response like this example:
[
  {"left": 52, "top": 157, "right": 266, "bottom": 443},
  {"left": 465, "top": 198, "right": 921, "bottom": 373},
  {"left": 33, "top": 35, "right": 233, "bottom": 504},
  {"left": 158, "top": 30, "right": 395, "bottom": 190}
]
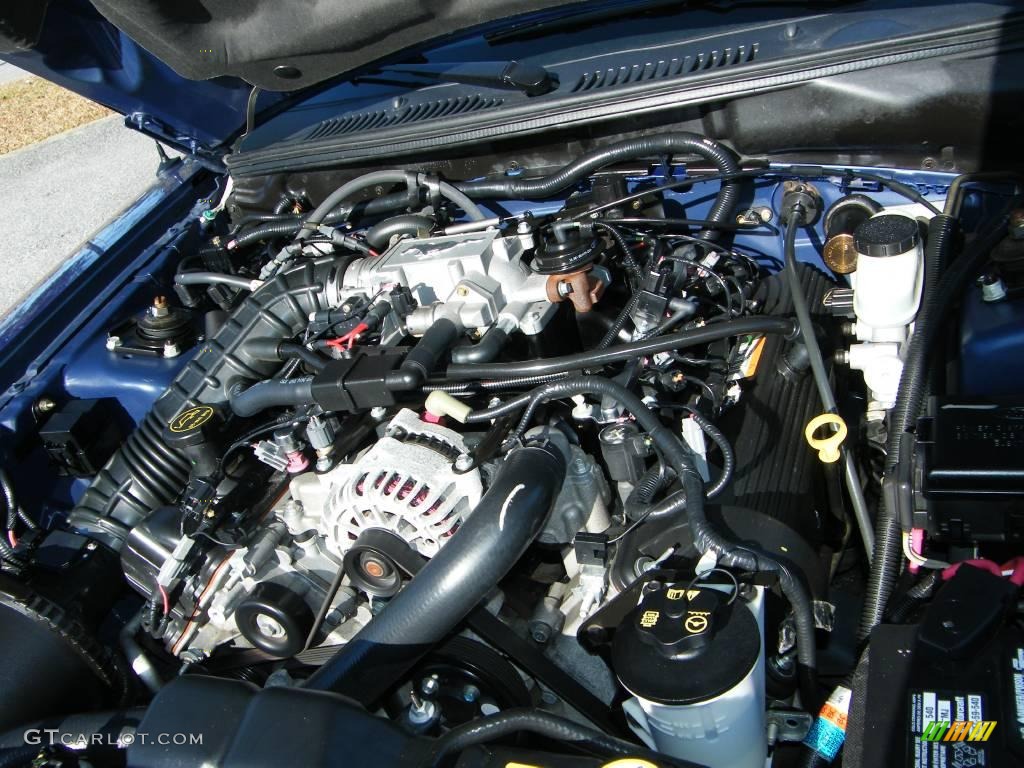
[{"left": 612, "top": 583, "right": 760, "bottom": 705}]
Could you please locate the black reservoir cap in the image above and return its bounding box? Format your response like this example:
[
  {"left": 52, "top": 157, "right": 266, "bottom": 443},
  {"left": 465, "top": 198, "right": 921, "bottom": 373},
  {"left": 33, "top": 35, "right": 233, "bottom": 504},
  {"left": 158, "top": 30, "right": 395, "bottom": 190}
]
[
  {"left": 854, "top": 214, "right": 920, "bottom": 257},
  {"left": 612, "top": 583, "right": 760, "bottom": 705}
]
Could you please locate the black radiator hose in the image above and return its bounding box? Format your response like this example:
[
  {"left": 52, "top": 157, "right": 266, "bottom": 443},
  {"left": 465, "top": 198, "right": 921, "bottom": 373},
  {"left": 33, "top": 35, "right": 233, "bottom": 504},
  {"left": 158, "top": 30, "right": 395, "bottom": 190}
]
[
  {"left": 69, "top": 259, "right": 337, "bottom": 548},
  {"left": 304, "top": 444, "right": 566, "bottom": 704},
  {"left": 455, "top": 133, "right": 741, "bottom": 240}
]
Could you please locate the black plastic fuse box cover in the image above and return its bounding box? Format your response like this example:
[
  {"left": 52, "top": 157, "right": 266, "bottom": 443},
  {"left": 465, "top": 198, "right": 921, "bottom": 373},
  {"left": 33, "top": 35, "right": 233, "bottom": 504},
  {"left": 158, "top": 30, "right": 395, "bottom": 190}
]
[{"left": 915, "top": 398, "right": 1024, "bottom": 543}]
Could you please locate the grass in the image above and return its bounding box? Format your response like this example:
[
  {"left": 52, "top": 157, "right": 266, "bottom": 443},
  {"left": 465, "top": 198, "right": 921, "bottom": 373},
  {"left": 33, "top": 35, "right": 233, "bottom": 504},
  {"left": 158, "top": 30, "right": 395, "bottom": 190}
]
[{"left": 0, "top": 76, "right": 111, "bottom": 155}]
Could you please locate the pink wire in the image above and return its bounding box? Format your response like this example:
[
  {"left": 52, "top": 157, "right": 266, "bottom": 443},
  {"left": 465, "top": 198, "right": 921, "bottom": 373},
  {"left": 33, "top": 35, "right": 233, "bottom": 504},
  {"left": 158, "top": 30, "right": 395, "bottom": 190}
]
[
  {"left": 6, "top": 531, "right": 16, "bottom": 548},
  {"left": 158, "top": 584, "right": 171, "bottom": 616},
  {"left": 1004, "top": 557, "right": 1024, "bottom": 587},
  {"left": 941, "top": 559, "right": 1002, "bottom": 581}
]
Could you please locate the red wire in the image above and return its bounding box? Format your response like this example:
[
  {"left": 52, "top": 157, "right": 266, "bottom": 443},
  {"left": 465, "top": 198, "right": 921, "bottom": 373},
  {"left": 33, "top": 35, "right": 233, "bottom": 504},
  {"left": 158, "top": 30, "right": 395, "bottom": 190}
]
[
  {"left": 6, "top": 531, "right": 16, "bottom": 548},
  {"left": 158, "top": 584, "right": 170, "bottom": 616},
  {"left": 325, "top": 322, "right": 369, "bottom": 350}
]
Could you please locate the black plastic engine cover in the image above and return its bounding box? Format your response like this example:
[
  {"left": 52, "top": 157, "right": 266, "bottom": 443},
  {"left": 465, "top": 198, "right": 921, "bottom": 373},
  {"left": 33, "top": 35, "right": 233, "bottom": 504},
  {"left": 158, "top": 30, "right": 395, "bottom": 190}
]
[{"left": 722, "top": 264, "right": 834, "bottom": 543}]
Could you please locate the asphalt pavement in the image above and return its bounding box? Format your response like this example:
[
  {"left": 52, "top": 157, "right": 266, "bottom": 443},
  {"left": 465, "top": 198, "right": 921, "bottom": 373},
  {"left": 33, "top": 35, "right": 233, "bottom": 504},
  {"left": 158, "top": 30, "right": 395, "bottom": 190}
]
[{"left": 0, "top": 115, "right": 163, "bottom": 317}]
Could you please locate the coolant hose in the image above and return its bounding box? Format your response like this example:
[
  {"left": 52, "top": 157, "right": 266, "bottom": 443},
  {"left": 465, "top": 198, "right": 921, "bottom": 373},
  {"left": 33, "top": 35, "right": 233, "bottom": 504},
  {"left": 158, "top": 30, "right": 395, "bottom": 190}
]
[
  {"left": 445, "top": 316, "right": 796, "bottom": 379},
  {"left": 230, "top": 378, "right": 314, "bottom": 417},
  {"left": 70, "top": 260, "right": 336, "bottom": 548},
  {"left": 298, "top": 171, "right": 484, "bottom": 239},
  {"left": 456, "top": 133, "right": 741, "bottom": 240},
  {"left": 386, "top": 318, "right": 464, "bottom": 391},
  {"left": 365, "top": 214, "right": 435, "bottom": 251},
  {"left": 304, "top": 444, "right": 566, "bottom": 704},
  {"left": 227, "top": 192, "right": 412, "bottom": 250}
]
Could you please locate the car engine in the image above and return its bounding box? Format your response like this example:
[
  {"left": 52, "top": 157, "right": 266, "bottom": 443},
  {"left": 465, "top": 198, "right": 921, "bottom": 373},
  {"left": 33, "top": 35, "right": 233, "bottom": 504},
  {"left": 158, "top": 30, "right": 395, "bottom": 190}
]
[{"left": 2, "top": 130, "right": 1023, "bottom": 768}]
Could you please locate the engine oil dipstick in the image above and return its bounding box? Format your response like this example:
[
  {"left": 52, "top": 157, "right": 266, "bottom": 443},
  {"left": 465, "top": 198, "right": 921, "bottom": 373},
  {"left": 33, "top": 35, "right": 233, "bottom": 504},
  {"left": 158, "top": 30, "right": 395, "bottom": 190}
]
[{"left": 804, "top": 413, "right": 847, "bottom": 464}]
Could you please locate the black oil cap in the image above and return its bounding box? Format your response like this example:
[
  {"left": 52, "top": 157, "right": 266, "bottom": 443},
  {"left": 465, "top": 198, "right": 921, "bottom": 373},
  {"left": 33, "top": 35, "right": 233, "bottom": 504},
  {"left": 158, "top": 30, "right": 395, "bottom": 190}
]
[
  {"left": 612, "top": 583, "right": 760, "bottom": 705},
  {"left": 853, "top": 214, "right": 920, "bottom": 258}
]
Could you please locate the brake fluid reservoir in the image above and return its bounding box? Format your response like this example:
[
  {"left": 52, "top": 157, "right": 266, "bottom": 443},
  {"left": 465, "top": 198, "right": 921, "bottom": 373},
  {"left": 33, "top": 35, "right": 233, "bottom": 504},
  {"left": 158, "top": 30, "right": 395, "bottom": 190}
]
[
  {"left": 613, "top": 583, "right": 765, "bottom": 768},
  {"left": 851, "top": 214, "right": 924, "bottom": 333}
]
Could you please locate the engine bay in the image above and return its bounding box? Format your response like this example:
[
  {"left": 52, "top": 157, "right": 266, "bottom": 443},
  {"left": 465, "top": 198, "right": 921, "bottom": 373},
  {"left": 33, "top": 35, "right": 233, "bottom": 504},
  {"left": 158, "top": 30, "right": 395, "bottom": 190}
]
[{"left": 1, "top": 133, "right": 1023, "bottom": 767}]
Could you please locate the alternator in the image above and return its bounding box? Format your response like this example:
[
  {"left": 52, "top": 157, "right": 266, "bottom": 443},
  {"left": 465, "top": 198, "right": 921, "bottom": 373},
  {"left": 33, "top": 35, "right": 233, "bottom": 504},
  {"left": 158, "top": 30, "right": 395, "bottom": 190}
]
[{"left": 321, "top": 409, "right": 482, "bottom": 558}]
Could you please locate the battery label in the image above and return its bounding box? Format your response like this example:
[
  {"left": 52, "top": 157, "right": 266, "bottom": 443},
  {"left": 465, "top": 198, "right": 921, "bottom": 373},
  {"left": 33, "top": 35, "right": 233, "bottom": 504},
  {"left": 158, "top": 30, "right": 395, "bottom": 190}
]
[
  {"left": 908, "top": 689, "right": 992, "bottom": 768},
  {"left": 1011, "top": 646, "right": 1024, "bottom": 743}
]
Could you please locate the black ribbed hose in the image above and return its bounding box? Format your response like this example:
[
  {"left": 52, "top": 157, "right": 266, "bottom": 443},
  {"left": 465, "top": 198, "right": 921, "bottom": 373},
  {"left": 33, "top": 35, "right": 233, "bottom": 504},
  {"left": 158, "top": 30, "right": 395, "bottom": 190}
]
[
  {"left": 304, "top": 445, "right": 565, "bottom": 704},
  {"left": 455, "top": 133, "right": 741, "bottom": 241},
  {"left": 70, "top": 260, "right": 335, "bottom": 548},
  {"left": 597, "top": 293, "right": 641, "bottom": 349}
]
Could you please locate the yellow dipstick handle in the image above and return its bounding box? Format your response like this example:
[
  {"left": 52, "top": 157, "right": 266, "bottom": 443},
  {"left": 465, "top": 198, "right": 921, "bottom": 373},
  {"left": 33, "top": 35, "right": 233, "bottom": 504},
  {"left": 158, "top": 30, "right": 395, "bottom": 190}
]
[{"left": 804, "top": 413, "right": 848, "bottom": 464}]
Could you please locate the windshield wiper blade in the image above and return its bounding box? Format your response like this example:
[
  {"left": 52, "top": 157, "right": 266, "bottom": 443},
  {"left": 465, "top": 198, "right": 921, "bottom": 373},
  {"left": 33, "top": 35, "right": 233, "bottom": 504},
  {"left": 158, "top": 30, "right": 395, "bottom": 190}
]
[{"left": 377, "top": 61, "right": 558, "bottom": 97}]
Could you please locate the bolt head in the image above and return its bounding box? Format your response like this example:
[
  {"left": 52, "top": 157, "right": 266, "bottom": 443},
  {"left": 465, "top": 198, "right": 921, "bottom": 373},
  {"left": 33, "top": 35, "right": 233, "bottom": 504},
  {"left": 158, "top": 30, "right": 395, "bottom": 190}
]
[
  {"left": 420, "top": 675, "right": 440, "bottom": 696},
  {"left": 163, "top": 340, "right": 180, "bottom": 358},
  {"left": 105, "top": 336, "right": 121, "bottom": 351},
  {"left": 454, "top": 453, "right": 474, "bottom": 472},
  {"left": 36, "top": 397, "right": 56, "bottom": 413}
]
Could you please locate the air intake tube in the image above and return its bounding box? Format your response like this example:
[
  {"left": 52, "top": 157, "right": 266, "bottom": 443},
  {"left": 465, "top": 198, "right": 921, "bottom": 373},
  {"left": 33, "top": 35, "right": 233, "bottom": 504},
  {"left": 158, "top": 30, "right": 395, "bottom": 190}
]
[
  {"left": 69, "top": 259, "right": 341, "bottom": 548},
  {"left": 304, "top": 443, "right": 566, "bottom": 704}
]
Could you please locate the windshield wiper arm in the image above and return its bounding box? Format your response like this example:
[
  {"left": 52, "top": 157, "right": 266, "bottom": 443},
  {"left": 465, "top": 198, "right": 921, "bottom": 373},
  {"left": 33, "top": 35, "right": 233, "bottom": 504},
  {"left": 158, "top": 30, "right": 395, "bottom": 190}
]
[{"left": 377, "top": 61, "right": 558, "bottom": 97}]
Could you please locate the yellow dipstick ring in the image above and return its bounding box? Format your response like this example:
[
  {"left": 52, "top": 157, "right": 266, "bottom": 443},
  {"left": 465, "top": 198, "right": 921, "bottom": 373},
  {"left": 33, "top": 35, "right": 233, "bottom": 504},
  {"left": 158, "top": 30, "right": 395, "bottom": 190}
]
[{"left": 804, "top": 413, "right": 848, "bottom": 464}]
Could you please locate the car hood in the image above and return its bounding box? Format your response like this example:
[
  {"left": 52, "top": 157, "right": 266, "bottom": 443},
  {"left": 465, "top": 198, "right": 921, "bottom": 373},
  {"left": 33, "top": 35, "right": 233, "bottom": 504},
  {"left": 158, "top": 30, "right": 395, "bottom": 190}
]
[{"left": 0, "top": 0, "right": 592, "bottom": 154}]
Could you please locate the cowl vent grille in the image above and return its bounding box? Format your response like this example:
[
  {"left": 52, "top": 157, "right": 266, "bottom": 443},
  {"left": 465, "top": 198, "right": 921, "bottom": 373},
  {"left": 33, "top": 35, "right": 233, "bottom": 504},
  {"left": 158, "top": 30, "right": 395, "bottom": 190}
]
[
  {"left": 572, "top": 43, "right": 759, "bottom": 93},
  {"left": 304, "top": 94, "right": 505, "bottom": 141}
]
